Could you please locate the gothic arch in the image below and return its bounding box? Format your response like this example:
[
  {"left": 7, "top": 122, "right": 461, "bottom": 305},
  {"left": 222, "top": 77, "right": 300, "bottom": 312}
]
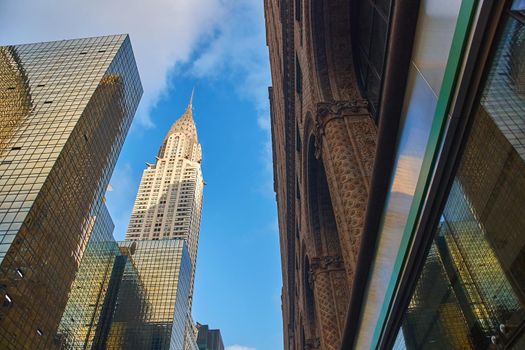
[
  {"left": 303, "top": 135, "right": 349, "bottom": 349},
  {"left": 308, "top": 0, "right": 360, "bottom": 102},
  {"left": 302, "top": 255, "right": 318, "bottom": 339},
  {"left": 306, "top": 136, "right": 343, "bottom": 258}
]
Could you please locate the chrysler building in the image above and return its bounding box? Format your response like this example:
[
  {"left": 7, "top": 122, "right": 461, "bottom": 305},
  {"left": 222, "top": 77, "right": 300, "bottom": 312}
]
[{"left": 125, "top": 91, "right": 204, "bottom": 283}]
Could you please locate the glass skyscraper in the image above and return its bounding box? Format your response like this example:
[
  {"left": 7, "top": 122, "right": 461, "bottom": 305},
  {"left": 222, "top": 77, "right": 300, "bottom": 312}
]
[
  {"left": 45, "top": 50, "right": 205, "bottom": 350},
  {"left": 0, "top": 35, "right": 142, "bottom": 349},
  {"left": 56, "top": 204, "right": 120, "bottom": 349},
  {"left": 107, "top": 240, "right": 191, "bottom": 349},
  {"left": 393, "top": 11, "right": 525, "bottom": 348}
]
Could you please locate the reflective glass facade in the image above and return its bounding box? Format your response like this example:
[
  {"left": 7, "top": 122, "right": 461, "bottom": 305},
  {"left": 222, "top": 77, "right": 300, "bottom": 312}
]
[
  {"left": 0, "top": 35, "right": 142, "bottom": 349},
  {"left": 106, "top": 239, "right": 191, "bottom": 349},
  {"left": 394, "top": 10, "right": 525, "bottom": 349},
  {"left": 355, "top": 1, "right": 464, "bottom": 347},
  {"left": 56, "top": 204, "right": 119, "bottom": 349}
]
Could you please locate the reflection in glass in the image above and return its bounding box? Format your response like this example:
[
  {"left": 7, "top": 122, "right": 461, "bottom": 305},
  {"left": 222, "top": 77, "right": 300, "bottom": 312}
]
[
  {"left": 395, "top": 14, "right": 525, "bottom": 350},
  {"left": 355, "top": 1, "right": 463, "bottom": 347},
  {"left": 0, "top": 35, "right": 142, "bottom": 349}
]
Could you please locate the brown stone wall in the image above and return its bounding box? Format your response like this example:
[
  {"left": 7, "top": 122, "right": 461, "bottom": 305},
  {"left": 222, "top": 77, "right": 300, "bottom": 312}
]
[{"left": 265, "top": 0, "right": 377, "bottom": 349}]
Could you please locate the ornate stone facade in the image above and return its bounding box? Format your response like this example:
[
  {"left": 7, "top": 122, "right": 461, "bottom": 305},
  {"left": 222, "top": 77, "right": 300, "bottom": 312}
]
[{"left": 264, "top": 1, "right": 379, "bottom": 349}]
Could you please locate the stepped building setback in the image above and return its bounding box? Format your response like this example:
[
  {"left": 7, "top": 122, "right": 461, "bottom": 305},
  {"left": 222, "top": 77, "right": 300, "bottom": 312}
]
[
  {"left": 126, "top": 92, "right": 204, "bottom": 294},
  {"left": 196, "top": 323, "right": 225, "bottom": 350}
]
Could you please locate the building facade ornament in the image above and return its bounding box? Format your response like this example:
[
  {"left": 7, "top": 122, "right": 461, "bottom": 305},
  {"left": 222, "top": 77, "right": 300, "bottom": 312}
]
[
  {"left": 314, "top": 99, "right": 369, "bottom": 159},
  {"left": 311, "top": 255, "right": 344, "bottom": 271},
  {"left": 265, "top": 0, "right": 380, "bottom": 348},
  {"left": 305, "top": 337, "right": 321, "bottom": 349},
  {"left": 308, "top": 256, "right": 345, "bottom": 286}
]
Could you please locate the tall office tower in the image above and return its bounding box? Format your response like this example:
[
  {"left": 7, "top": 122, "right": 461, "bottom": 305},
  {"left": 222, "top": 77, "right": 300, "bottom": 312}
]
[
  {"left": 55, "top": 217, "right": 192, "bottom": 349},
  {"left": 0, "top": 35, "right": 142, "bottom": 349},
  {"left": 123, "top": 94, "right": 204, "bottom": 349},
  {"left": 125, "top": 93, "right": 204, "bottom": 297}
]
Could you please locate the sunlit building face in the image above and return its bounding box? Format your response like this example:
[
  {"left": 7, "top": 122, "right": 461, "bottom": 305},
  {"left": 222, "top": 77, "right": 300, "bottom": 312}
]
[
  {"left": 123, "top": 94, "right": 204, "bottom": 350},
  {"left": 0, "top": 35, "right": 142, "bottom": 349},
  {"left": 125, "top": 95, "right": 204, "bottom": 281}
]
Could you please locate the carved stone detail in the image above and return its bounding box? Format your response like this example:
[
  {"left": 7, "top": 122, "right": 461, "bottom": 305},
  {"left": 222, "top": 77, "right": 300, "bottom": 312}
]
[
  {"left": 314, "top": 99, "right": 369, "bottom": 159},
  {"left": 305, "top": 337, "right": 321, "bottom": 350},
  {"left": 304, "top": 255, "right": 349, "bottom": 350},
  {"left": 265, "top": 0, "right": 381, "bottom": 346},
  {"left": 308, "top": 255, "right": 345, "bottom": 285},
  {"left": 316, "top": 101, "right": 377, "bottom": 283},
  {"left": 317, "top": 99, "right": 368, "bottom": 119},
  {"left": 311, "top": 269, "right": 348, "bottom": 350},
  {"left": 310, "top": 255, "right": 344, "bottom": 272}
]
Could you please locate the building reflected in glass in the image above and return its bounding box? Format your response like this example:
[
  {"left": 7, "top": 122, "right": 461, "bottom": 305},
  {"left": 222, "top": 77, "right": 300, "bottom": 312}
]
[
  {"left": 393, "top": 7, "right": 525, "bottom": 349},
  {"left": 56, "top": 204, "right": 120, "bottom": 349},
  {"left": 55, "top": 221, "right": 191, "bottom": 349},
  {"left": 106, "top": 239, "right": 191, "bottom": 349},
  {"left": 0, "top": 35, "right": 142, "bottom": 349}
]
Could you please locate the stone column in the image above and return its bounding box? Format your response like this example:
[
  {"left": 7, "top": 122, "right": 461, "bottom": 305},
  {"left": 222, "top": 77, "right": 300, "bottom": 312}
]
[
  {"left": 314, "top": 100, "right": 377, "bottom": 283},
  {"left": 310, "top": 256, "right": 349, "bottom": 350}
]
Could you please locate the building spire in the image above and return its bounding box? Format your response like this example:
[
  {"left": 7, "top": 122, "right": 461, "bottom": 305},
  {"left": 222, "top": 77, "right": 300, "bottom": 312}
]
[
  {"left": 183, "top": 87, "right": 194, "bottom": 116},
  {"left": 158, "top": 89, "right": 199, "bottom": 158},
  {"left": 168, "top": 89, "right": 197, "bottom": 139}
]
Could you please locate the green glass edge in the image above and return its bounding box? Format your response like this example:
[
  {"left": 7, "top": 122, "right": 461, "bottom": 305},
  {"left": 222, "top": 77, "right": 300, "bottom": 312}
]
[{"left": 369, "top": 0, "right": 478, "bottom": 348}]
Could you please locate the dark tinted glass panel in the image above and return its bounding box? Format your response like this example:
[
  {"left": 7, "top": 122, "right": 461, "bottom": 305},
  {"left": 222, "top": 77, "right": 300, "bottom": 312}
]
[
  {"left": 0, "top": 35, "right": 142, "bottom": 349},
  {"left": 376, "top": 0, "right": 391, "bottom": 17},
  {"left": 358, "top": 1, "right": 374, "bottom": 56},
  {"left": 355, "top": 0, "right": 392, "bottom": 119},
  {"left": 370, "top": 11, "right": 388, "bottom": 77}
]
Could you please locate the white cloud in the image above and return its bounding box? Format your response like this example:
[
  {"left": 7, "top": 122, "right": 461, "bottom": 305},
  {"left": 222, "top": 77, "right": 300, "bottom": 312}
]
[
  {"left": 190, "top": 0, "right": 270, "bottom": 133},
  {"left": 0, "top": 0, "right": 273, "bottom": 164},
  {"left": 0, "top": 0, "right": 276, "bottom": 232},
  {"left": 226, "top": 345, "right": 256, "bottom": 350},
  {"left": 0, "top": 0, "right": 225, "bottom": 128},
  {"left": 188, "top": 0, "right": 273, "bottom": 194}
]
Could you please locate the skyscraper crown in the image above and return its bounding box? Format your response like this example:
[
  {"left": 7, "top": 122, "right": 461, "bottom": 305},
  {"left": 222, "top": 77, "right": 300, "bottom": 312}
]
[
  {"left": 166, "top": 89, "right": 197, "bottom": 142},
  {"left": 157, "top": 89, "right": 201, "bottom": 162}
]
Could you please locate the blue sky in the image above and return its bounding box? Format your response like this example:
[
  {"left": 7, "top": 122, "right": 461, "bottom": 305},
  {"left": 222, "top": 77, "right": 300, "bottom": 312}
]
[{"left": 0, "top": 1, "right": 283, "bottom": 349}]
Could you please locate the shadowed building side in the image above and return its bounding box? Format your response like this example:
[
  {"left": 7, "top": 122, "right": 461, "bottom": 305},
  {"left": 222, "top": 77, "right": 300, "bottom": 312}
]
[
  {"left": 196, "top": 324, "right": 225, "bottom": 350},
  {"left": 264, "top": 0, "right": 382, "bottom": 348}
]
